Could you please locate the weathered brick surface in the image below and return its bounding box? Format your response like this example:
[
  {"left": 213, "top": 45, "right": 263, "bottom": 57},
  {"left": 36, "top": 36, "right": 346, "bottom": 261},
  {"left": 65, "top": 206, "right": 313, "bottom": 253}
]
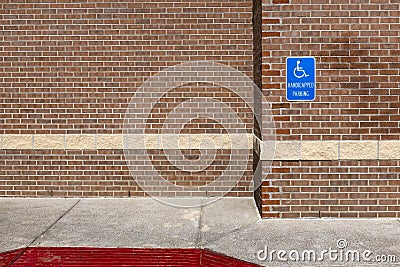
[
  {"left": 0, "top": 150, "right": 141, "bottom": 197},
  {"left": 0, "top": 1, "right": 255, "bottom": 198},
  {"left": 0, "top": 149, "right": 253, "bottom": 197},
  {"left": 144, "top": 84, "right": 253, "bottom": 134},
  {"left": 262, "top": 0, "right": 400, "bottom": 141},
  {"left": 0, "top": 0, "right": 253, "bottom": 134},
  {"left": 264, "top": 160, "right": 400, "bottom": 218},
  {"left": 2, "top": 0, "right": 400, "bottom": 218},
  {"left": 261, "top": 0, "right": 400, "bottom": 218}
]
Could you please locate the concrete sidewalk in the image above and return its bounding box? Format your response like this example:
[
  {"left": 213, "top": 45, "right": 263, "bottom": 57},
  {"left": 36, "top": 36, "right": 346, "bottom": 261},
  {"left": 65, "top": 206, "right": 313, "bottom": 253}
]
[{"left": 1, "top": 198, "right": 399, "bottom": 266}]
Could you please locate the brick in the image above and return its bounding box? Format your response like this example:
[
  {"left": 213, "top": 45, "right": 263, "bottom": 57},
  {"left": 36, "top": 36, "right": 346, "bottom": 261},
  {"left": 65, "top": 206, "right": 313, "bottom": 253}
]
[
  {"left": 340, "top": 141, "right": 378, "bottom": 160},
  {"left": 34, "top": 134, "right": 64, "bottom": 150},
  {"left": 1, "top": 0, "right": 400, "bottom": 219},
  {"left": 3, "top": 134, "right": 32, "bottom": 150},
  {"left": 301, "top": 141, "right": 339, "bottom": 160},
  {"left": 379, "top": 141, "right": 400, "bottom": 160},
  {"left": 268, "top": 141, "right": 300, "bottom": 160},
  {"left": 65, "top": 135, "right": 96, "bottom": 150},
  {"left": 96, "top": 134, "right": 123, "bottom": 150}
]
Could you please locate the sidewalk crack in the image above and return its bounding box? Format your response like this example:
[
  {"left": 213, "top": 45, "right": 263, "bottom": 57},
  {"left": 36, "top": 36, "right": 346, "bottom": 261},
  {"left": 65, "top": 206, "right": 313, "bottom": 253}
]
[
  {"left": 7, "top": 199, "right": 81, "bottom": 267},
  {"left": 200, "top": 221, "right": 259, "bottom": 248},
  {"left": 194, "top": 200, "right": 205, "bottom": 248}
]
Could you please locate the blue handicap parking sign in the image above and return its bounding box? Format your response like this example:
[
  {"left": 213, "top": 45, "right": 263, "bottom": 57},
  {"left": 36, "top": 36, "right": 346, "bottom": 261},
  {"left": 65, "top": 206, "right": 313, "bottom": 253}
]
[{"left": 286, "top": 57, "right": 316, "bottom": 101}]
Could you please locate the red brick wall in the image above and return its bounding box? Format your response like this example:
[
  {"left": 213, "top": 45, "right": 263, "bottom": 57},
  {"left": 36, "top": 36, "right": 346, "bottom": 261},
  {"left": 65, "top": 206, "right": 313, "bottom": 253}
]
[
  {"left": 265, "top": 160, "right": 400, "bottom": 218},
  {"left": 0, "top": 1, "right": 255, "bottom": 198},
  {"left": 0, "top": 150, "right": 140, "bottom": 197},
  {"left": 261, "top": 0, "right": 400, "bottom": 218},
  {"left": 0, "top": 149, "right": 252, "bottom": 197},
  {"left": 0, "top": 1, "right": 253, "bottom": 135},
  {"left": 2, "top": 0, "right": 400, "bottom": 218},
  {"left": 263, "top": 0, "right": 400, "bottom": 141}
]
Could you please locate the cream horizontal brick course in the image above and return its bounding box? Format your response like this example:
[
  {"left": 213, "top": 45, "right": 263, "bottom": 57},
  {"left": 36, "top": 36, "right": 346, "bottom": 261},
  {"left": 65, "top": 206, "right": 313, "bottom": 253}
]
[
  {"left": 270, "top": 141, "right": 301, "bottom": 160},
  {"left": 178, "top": 134, "right": 190, "bottom": 150},
  {"left": 221, "top": 135, "right": 232, "bottom": 149},
  {"left": 96, "top": 134, "right": 123, "bottom": 150},
  {"left": 160, "top": 134, "right": 190, "bottom": 150},
  {"left": 125, "top": 134, "right": 159, "bottom": 150},
  {"left": 34, "top": 134, "right": 64, "bottom": 150},
  {"left": 301, "top": 141, "right": 339, "bottom": 160},
  {"left": 144, "top": 134, "right": 159, "bottom": 149},
  {"left": 379, "top": 141, "right": 400, "bottom": 160},
  {"left": 246, "top": 134, "right": 253, "bottom": 149},
  {"left": 0, "top": 134, "right": 253, "bottom": 150},
  {"left": 3, "top": 136, "right": 397, "bottom": 161},
  {"left": 340, "top": 141, "right": 378, "bottom": 160},
  {"left": 219, "top": 134, "right": 253, "bottom": 150},
  {"left": 159, "top": 134, "right": 190, "bottom": 150},
  {"left": 124, "top": 134, "right": 146, "bottom": 150},
  {"left": 65, "top": 134, "right": 96, "bottom": 150},
  {"left": 159, "top": 134, "right": 178, "bottom": 150},
  {"left": 260, "top": 141, "right": 384, "bottom": 161},
  {"left": 3, "top": 134, "right": 32, "bottom": 150},
  {"left": 260, "top": 140, "right": 275, "bottom": 161},
  {"left": 191, "top": 134, "right": 221, "bottom": 149},
  {"left": 230, "top": 134, "right": 253, "bottom": 149}
]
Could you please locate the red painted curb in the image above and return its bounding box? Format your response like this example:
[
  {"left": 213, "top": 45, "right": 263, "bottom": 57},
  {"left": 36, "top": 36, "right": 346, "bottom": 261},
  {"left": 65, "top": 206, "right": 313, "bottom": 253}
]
[{"left": 0, "top": 247, "right": 261, "bottom": 267}]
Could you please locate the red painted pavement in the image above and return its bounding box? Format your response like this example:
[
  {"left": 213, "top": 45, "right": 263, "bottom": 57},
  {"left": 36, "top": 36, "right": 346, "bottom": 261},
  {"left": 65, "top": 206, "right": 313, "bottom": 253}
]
[
  {"left": 0, "top": 249, "right": 22, "bottom": 267},
  {"left": 0, "top": 247, "right": 261, "bottom": 267}
]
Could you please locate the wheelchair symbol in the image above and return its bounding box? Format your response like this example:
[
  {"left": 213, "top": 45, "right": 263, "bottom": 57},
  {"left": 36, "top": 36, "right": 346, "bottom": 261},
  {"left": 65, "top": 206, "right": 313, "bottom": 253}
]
[{"left": 293, "top": 60, "right": 309, "bottom": 79}]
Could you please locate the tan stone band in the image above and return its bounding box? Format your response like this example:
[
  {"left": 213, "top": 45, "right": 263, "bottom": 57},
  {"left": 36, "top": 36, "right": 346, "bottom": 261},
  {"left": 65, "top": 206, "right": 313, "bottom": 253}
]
[
  {"left": 261, "top": 141, "right": 400, "bottom": 161},
  {"left": 0, "top": 134, "right": 253, "bottom": 150},
  {"left": 2, "top": 135, "right": 398, "bottom": 160}
]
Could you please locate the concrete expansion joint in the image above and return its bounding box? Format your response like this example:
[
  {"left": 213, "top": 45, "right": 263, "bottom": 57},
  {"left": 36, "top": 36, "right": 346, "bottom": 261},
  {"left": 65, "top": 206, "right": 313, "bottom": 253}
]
[
  {"left": 199, "top": 221, "right": 259, "bottom": 248},
  {"left": 195, "top": 203, "right": 205, "bottom": 248},
  {"left": 32, "top": 200, "right": 81, "bottom": 246},
  {"left": 6, "top": 200, "right": 80, "bottom": 266}
]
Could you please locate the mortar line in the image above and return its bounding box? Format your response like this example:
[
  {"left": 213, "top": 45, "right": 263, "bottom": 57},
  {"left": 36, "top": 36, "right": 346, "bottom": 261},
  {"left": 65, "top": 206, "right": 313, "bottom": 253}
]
[{"left": 7, "top": 199, "right": 81, "bottom": 267}]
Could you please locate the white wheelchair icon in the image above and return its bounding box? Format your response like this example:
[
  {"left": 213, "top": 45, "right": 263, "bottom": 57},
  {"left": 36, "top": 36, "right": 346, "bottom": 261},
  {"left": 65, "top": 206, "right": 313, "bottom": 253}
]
[{"left": 293, "top": 60, "right": 309, "bottom": 79}]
